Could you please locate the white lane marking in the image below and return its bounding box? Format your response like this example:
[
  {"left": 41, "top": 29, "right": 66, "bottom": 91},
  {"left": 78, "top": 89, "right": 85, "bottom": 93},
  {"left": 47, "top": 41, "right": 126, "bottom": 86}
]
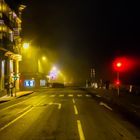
[
  {"left": 0, "top": 100, "right": 26, "bottom": 112},
  {"left": 0, "top": 96, "right": 47, "bottom": 131},
  {"left": 72, "top": 98, "right": 75, "bottom": 104},
  {"left": 85, "top": 94, "right": 91, "bottom": 97},
  {"left": 68, "top": 94, "right": 73, "bottom": 97},
  {"left": 49, "top": 102, "right": 62, "bottom": 109},
  {"left": 99, "top": 102, "right": 113, "bottom": 111},
  {"left": 50, "top": 95, "right": 55, "bottom": 97},
  {"left": 0, "top": 96, "right": 38, "bottom": 112},
  {"left": 74, "top": 105, "right": 78, "bottom": 115},
  {"left": 58, "top": 104, "right": 61, "bottom": 109},
  {"left": 77, "top": 94, "right": 82, "bottom": 97},
  {"left": 49, "top": 102, "right": 53, "bottom": 105},
  {"left": 59, "top": 94, "right": 64, "bottom": 97},
  {"left": 96, "top": 95, "right": 101, "bottom": 98},
  {"left": 77, "top": 120, "right": 85, "bottom": 140},
  {"left": 0, "top": 106, "right": 33, "bottom": 132}
]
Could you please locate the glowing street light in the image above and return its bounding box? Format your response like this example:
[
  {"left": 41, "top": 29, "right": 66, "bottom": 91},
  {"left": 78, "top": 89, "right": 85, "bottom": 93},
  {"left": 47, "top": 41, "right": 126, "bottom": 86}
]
[
  {"left": 52, "top": 66, "right": 57, "bottom": 71},
  {"left": 23, "top": 43, "right": 29, "bottom": 49},
  {"left": 42, "top": 56, "right": 46, "bottom": 61}
]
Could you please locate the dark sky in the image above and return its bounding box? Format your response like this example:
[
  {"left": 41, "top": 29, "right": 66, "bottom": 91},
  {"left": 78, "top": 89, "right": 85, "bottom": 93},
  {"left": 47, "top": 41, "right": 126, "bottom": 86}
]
[{"left": 11, "top": 0, "right": 140, "bottom": 84}]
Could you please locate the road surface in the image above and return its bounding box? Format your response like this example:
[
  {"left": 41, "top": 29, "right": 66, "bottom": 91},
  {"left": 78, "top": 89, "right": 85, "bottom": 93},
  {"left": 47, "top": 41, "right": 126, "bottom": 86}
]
[{"left": 0, "top": 88, "right": 140, "bottom": 140}]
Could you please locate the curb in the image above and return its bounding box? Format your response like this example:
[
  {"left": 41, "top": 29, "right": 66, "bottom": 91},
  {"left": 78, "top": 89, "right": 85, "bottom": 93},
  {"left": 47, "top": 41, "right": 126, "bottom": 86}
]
[{"left": 0, "top": 91, "right": 34, "bottom": 104}]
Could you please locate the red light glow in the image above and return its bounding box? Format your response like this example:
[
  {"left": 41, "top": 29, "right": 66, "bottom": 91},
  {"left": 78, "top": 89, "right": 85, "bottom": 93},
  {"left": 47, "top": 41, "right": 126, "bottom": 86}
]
[
  {"left": 113, "top": 57, "right": 135, "bottom": 72},
  {"left": 114, "top": 79, "right": 121, "bottom": 86}
]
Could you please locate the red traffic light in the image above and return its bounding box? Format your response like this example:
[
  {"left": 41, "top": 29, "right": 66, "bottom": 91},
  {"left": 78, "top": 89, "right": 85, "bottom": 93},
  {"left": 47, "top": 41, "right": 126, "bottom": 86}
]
[
  {"left": 113, "top": 57, "right": 134, "bottom": 72},
  {"left": 116, "top": 62, "right": 122, "bottom": 68},
  {"left": 114, "top": 79, "right": 121, "bottom": 86}
]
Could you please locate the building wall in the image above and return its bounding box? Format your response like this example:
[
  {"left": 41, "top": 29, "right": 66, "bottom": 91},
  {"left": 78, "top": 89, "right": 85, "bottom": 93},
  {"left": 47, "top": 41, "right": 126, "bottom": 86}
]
[{"left": 0, "top": 0, "right": 22, "bottom": 92}]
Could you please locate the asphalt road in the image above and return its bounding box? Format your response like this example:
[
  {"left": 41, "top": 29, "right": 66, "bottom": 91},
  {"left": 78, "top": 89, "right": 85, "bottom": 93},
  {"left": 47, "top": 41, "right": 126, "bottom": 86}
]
[{"left": 0, "top": 88, "right": 140, "bottom": 140}]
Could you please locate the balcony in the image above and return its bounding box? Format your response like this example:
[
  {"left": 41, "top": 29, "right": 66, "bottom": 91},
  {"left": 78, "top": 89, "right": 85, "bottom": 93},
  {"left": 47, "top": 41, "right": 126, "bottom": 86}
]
[
  {"left": 0, "top": 36, "right": 15, "bottom": 52},
  {"left": 1, "top": 13, "right": 17, "bottom": 30}
]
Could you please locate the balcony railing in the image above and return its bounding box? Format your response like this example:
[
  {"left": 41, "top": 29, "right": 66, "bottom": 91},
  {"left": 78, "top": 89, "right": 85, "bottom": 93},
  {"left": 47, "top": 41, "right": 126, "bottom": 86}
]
[{"left": 0, "top": 37, "right": 15, "bottom": 52}]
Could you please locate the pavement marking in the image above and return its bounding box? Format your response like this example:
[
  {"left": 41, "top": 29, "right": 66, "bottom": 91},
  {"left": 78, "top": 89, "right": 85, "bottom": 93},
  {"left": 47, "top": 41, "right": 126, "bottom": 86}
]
[
  {"left": 0, "top": 105, "right": 33, "bottom": 132},
  {"left": 77, "top": 94, "right": 82, "bottom": 97},
  {"left": 0, "top": 96, "right": 38, "bottom": 112},
  {"left": 49, "top": 102, "right": 62, "bottom": 109},
  {"left": 77, "top": 120, "right": 85, "bottom": 140},
  {"left": 74, "top": 105, "right": 78, "bottom": 115},
  {"left": 72, "top": 98, "right": 76, "bottom": 104},
  {"left": 85, "top": 94, "right": 91, "bottom": 97},
  {"left": 49, "top": 102, "right": 53, "bottom": 105},
  {"left": 99, "top": 102, "right": 113, "bottom": 111},
  {"left": 68, "top": 94, "right": 73, "bottom": 97},
  {"left": 59, "top": 94, "right": 64, "bottom": 97},
  {"left": 0, "top": 95, "right": 48, "bottom": 131},
  {"left": 131, "top": 104, "right": 140, "bottom": 108},
  {"left": 58, "top": 104, "right": 62, "bottom": 109},
  {"left": 96, "top": 95, "right": 101, "bottom": 98},
  {"left": 50, "top": 95, "right": 55, "bottom": 97},
  {"left": 0, "top": 100, "right": 27, "bottom": 112}
]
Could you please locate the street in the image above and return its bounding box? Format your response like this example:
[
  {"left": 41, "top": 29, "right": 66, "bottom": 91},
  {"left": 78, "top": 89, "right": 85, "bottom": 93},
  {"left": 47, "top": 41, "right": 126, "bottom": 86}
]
[{"left": 0, "top": 88, "right": 140, "bottom": 140}]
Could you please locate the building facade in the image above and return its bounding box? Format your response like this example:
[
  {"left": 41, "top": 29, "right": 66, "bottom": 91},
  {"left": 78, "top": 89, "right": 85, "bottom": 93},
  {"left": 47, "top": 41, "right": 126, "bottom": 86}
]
[{"left": 0, "top": 0, "right": 24, "bottom": 93}]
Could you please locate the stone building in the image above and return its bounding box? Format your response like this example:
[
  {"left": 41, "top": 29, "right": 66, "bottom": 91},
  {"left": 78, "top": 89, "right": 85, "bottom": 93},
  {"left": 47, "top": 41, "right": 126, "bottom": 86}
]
[{"left": 0, "top": 0, "right": 25, "bottom": 93}]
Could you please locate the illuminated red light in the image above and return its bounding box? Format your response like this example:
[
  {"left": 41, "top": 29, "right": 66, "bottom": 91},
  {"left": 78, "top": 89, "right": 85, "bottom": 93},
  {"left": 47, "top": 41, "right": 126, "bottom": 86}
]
[
  {"left": 116, "top": 62, "right": 122, "bottom": 68},
  {"left": 115, "top": 79, "right": 121, "bottom": 86},
  {"left": 113, "top": 57, "right": 134, "bottom": 72}
]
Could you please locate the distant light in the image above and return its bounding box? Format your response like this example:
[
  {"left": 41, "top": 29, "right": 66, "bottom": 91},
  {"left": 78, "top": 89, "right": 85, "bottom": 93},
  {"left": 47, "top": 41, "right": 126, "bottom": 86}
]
[
  {"left": 52, "top": 66, "right": 57, "bottom": 71},
  {"left": 42, "top": 56, "right": 46, "bottom": 61},
  {"left": 23, "top": 43, "right": 29, "bottom": 49}
]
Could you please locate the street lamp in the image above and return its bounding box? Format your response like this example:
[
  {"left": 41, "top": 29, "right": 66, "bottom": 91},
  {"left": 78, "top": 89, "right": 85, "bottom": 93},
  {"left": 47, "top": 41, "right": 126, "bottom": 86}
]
[
  {"left": 23, "top": 43, "right": 29, "bottom": 49},
  {"left": 42, "top": 56, "right": 46, "bottom": 61}
]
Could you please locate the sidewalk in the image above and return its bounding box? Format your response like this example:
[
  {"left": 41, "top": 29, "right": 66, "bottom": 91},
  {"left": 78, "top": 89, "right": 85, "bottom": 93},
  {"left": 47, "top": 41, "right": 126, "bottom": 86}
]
[{"left": 0, "top": 90, "right": 34, "bottom": 103}]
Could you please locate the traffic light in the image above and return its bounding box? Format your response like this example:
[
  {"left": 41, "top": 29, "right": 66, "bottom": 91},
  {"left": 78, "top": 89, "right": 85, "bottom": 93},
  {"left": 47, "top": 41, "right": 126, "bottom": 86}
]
[
  {"left": 115, "top": 79, "right": 121, "bottom": 86},
  {"left": 113, "top": 57, "right": 133, "bottom": 72}
]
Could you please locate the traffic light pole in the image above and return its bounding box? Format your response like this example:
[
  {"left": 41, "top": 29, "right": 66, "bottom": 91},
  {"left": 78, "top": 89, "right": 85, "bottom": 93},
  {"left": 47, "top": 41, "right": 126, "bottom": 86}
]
[{"left": 117, "top": 72, "right": 120, "bottom": 96}]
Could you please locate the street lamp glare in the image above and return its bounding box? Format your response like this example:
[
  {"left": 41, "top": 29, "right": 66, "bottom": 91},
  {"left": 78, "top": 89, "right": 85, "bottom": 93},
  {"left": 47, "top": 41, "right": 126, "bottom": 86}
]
[
  {"left": 23, "top": 43, "right": 29, "bottom": 49},
  {"left": 52, "top": 66, "right": 57, "bottom": 71},
  {"left": 42, "top": 56, "right": 46, "bottom": 61}
]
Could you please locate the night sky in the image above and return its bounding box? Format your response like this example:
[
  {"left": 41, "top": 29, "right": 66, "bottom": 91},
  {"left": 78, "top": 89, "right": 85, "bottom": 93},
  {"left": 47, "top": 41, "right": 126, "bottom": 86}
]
[{"left": 10, "top": 0, "right": 140, "bottom": 84}]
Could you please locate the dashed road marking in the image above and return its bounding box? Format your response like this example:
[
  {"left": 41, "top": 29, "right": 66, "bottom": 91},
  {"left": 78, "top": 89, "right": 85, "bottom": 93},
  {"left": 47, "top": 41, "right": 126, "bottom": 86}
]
[
  {"left": 74, "top": 105, "right": 78, "bottom": 115},
  {"left": 59, "top": 94, "right": 64, "bottom": 97},
  {"left": 68, "top": 94, "right": 73, "bottom": 97},
  {"left": 50, "top": 95, "right": 55, "bottom": 97},
  {"left": 77, "top": 120, "right": 85, "bottom": 140},
  {"left": 96, "top": 95, "right": 101, "bottom": 98},
  {"left": 85, "top": 94, "right": 91, "bottom": 97},
  {"left": 72, "top": 98, "right": 76, "bottom": 104},
  {"left": 48, "top": 94, "right": 93, "bottom": 98},
  {"left": 77, "top": 94, "right": 82, "bottom": 97}
]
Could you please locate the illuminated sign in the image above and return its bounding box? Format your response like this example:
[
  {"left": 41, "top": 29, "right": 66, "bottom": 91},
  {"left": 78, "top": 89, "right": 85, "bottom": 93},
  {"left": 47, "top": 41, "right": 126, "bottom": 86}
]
[
  {"left": 24, "top": 80, "right": 35, "bottom": 87},
  {"left": 40, "top": 80, "right": 46, "bottom": 86}
]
